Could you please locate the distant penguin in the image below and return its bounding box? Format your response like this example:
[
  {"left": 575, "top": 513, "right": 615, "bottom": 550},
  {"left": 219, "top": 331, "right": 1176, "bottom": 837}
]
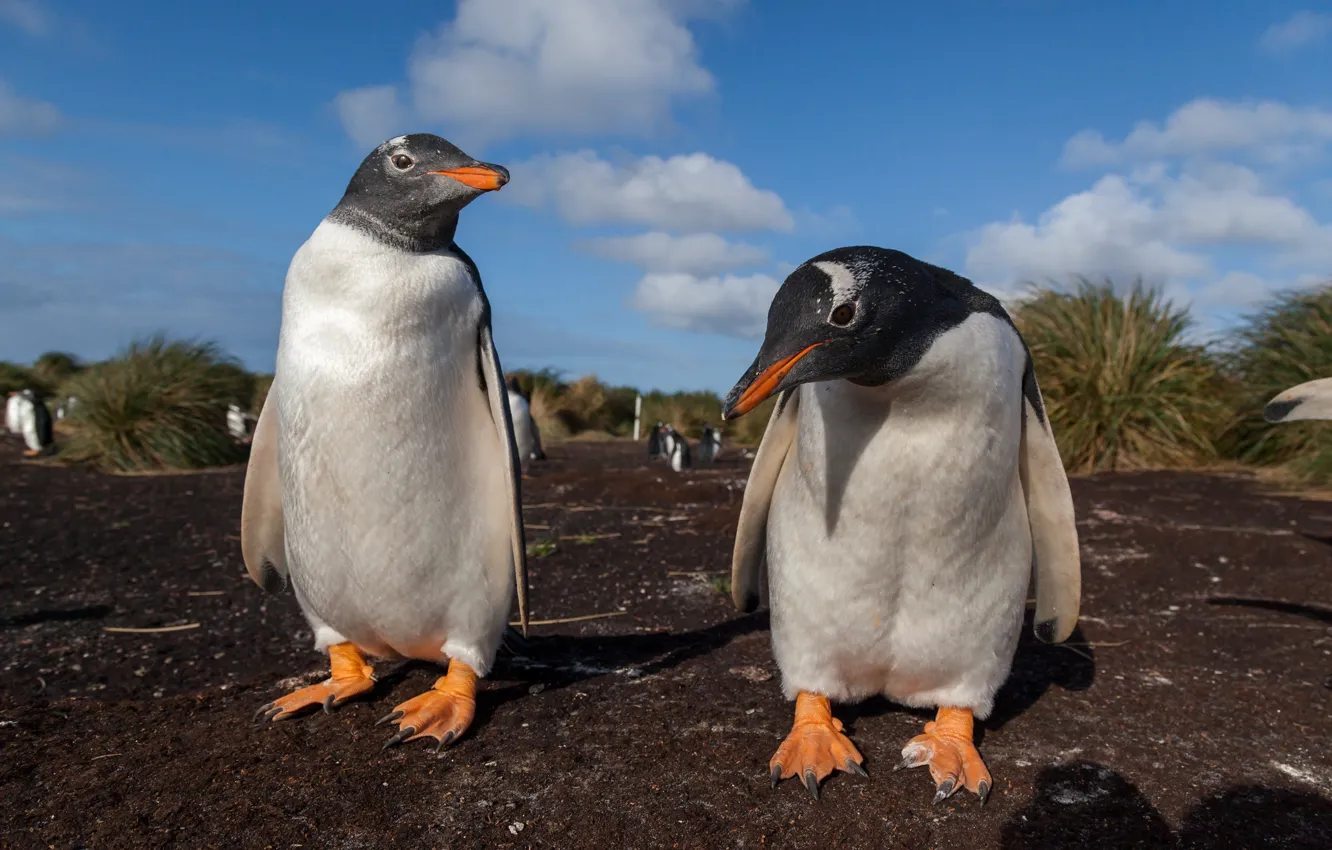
[
  {"left": 669, "top": 429, "right": 691, "bottom": 471},
  {"left": 647, "top": 422, "right": 664, "bottom": 458},
  {"left": 5, "top": 391, "right": 21, "bottom": 434},
  {"left": 242, "top": 132, "right": 529, "bottom": 753},
  {"left": 18, "top": 390, "right": 53, "bottom": 456},
  {"left": 1264, "top": 377, "right": 1332, "bottom": 422},
  {"left": 227, "top": 404, "right": 249, "bottom": 440},
  {"left": 698, "top": 424, "right": 723, "bottom": 463},
  {"left": 721, "top": 246, "right": 1080, "bottom": 801},
  {"left": 661, "top": 425, "right": 678, "bottom": 459},
  {"left": 506, "top": 376, "right": 544, "bottom": 474}
]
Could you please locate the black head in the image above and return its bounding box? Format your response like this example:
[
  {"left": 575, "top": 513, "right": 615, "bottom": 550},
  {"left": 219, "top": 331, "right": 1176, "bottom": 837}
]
[
  {"left": 722, "top": 246, "right": 1006, "bottom": 419},
  {"left": 329, "top": 133, "right": 509, "bottom": 252}
]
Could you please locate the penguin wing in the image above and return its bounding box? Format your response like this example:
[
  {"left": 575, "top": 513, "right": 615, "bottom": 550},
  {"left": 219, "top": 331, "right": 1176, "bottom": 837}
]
[
  {"left": 1018, "top": 361, "right": 1081, "bottom": 643},
  {"left": 240, "top": 382, "right": 288, "bottom": 594},
  {"left": 730, "top": 389, "right": 801, "bottom": 613},
  {"left": 477, "top": 322, "right": 530, "bottom": 635}
]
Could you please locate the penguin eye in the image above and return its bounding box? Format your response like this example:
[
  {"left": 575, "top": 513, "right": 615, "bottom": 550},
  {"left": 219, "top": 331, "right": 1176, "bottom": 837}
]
[
  {"left": 391, "top": 154, "right": 414, "bottom": 170},
  {"left": 830, "top": 304, "right": 855, "bottom": 326}
]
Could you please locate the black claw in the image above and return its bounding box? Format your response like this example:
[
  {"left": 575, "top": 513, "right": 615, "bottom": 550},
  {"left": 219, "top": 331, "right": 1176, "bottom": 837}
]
[
  {"left": 375, "top": 710, "right": 404, "bottom": 728},
  {"left": 893, "top": 756, "right": 914, "bottom": 772},
  {"left": 803, "top": 769, "right": 820, "bottom": 800},
  {"left": 381, "top": 726, "right": 415, "bottom": 751},
  {"left": 253, "top": 702, "right": 275, "bottom": 723},
  {"left": 435, "top": 730, "right": 458, "bottom": 752},
  {"left": 846, "top": 758, "right": 868, "bottom": 778},
  {"left": 934, "top": 778, "right": 956, "bottom": 805},
  {"left": 977, "top": 779, "right": 991, "bottom": 805},
  {"left": 322, "top": 694, "right": 336, "bottom": 714},
  {"left": 770, "top": 765, "right": 783, "bottom": 788}
]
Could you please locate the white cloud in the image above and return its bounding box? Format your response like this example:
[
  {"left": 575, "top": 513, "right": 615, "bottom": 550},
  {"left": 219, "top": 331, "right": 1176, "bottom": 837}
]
[
  {"left": 631, "top": 272, "right": 778, "bottom": 337},
  {"left": 505, "top": 150, "right": 793, "bottom": 233},
  {"left": 0, "top": 0, "right": 47, "bottom": 36},
  {"left": 334, "top": 0, "right": 728, "bottom": 147},
  {"left": 0, "top": 79, "right": 61, "bottom": 137},
  {"left": 1060, "top": 98, "right": 1332, "bottom": 168},
  {"left": 967, "top": 161, "right": 1332, "bottom": 293},
  {"left": 1260, "top": 10, "right": 1332, "bottom": 54},
  {"left": 333, "top": 86, "right": 407, "bottom": 150},
  {"left": 579, "top": 231, "right": 768, "bottom": 275}
]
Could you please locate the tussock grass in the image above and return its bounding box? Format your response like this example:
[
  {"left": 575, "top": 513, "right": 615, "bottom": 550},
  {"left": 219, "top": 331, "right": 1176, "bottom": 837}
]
[
  {"left": 0, "top": 362, "right": 35, "bottom": 397},
  {"left": 1012, "top": 280, "right": 1230, "bottom": 474},
  {"left": 1221, "top": 284, "right": 1332, "bottom": 483},
  {"left": 57, "top": 336, "right": 247, "bottom": 472}
]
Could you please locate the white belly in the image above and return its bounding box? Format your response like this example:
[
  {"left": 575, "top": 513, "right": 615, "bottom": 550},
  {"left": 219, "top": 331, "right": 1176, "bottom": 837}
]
[
  {"left": 274, "top": 221, "right": 513, "bottom": 672},
  {"left": 766, "top": 314, "right": 1032, "bottom": 718}
]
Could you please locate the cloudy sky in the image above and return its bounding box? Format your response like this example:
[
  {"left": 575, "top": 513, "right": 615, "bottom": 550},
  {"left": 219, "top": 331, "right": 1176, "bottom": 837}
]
[{"left": 2, "top": 1, "right": 1330, "bottom": 392}]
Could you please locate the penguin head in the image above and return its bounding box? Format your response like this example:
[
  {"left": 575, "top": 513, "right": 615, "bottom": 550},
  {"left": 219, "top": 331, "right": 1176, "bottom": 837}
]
[
  {"left": 332, "top": 133, "right": 509, "bottom": 248},
  {"left": 722, "top": 246, "right": 979, "bottom": 419}
]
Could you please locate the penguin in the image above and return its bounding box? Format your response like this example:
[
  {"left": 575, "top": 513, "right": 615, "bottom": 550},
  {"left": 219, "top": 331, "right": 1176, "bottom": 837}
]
[
  {"left": 698, "top": 423, "right": 722, "bottom": 464},
  {"left": 720, "top": 246, "right": 1081, "bottom": 802},
  {"left": 505, "top": 376, "right": 544, "bottom": 475},
  {"left": 5, "top": 391, "right": 21, "bottom": 435},
  {"left": 669, "top": 428, "right": 691, "bottom": 471},
  {"left": 1264, "top": 377, "right": 1332, "bottom": 423},
  {"left": 660, "top": 424, "right": 678, "bottom": 459},
  {"left": 647, "top": 422, "right": 664, "bottom": 459},
  {"left": 18, "top": 389, "right": 53, "bottom": 456},
  {"left": 242, "top": 133, "right": 530, "bottom": 752},
  {"left": 227, "top": 404, "right": 249, "bottom": 440}
]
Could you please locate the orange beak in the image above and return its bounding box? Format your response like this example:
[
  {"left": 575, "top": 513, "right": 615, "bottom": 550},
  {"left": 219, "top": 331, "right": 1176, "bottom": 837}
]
[
  {"left": 723, "top": 342, "right": 823, "bottom": 419},
  {"left": 429, "top": 165, "right": 509, "bottom": 191}
]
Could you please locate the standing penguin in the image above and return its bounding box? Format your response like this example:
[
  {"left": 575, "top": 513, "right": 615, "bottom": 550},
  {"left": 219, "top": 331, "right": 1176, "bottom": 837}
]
[
  {"left": 227, "top": 404, "right": 249, "bottom": 440},
  {"left": 506, "top": 376, "right": 545, "bottom": 474},
  {"left": 721, "top": 246, "right": 1080, "bottom": 801},
  {"left": 660, "top": 425, "right": 678, "bottom": 459},
  {"left": 242, "top": 133, "right": 529, "bottom": 752},
  {"left": 1264, "top": 377, "right": 1332, "bottom": 423},
  {"left": 5, "top": 391, "right": 21, "bottom": 434},
  {"left": 668, "top": 428, "right": 692, "bottom": 471},
  {"left": 698, "top": 423, "right": 723, "bottom": 464},
  {"left": 18, "top": 389, "right": 53, "bottom": 456},
  {"left": 647, "top": 422, "right": 665, "bottom": 459}
]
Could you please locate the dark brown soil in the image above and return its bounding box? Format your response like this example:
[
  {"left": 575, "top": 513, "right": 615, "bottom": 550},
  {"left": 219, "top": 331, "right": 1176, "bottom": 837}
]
[{"left": 1, "top": 435, "right": 1330, "bottom": 849}]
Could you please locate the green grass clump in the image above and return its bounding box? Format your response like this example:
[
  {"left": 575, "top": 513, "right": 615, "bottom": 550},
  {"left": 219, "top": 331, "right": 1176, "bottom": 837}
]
[
  {"left": 1012, "top": 279, "right": 1230, "bottom": 474},
  {"left": 0, "top": 362, "right": 36, "bottom": 397},
  {"left": 1221, "top": 284, "right": 1332, "bottom": 483},
  {"left": 57, "top": 336, "right": 248, "bottom": 472}
]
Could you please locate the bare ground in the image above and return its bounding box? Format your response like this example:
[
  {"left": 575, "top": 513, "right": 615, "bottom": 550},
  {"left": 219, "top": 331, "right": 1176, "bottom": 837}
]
[{"left": 1, "top": 436, "right": 1330, "bottom": 849}]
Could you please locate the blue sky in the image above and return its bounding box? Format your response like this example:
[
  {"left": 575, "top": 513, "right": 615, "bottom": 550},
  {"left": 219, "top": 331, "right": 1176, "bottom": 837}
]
[{"left": 2, "top": 1, "right": 1331, "bottom": 393}]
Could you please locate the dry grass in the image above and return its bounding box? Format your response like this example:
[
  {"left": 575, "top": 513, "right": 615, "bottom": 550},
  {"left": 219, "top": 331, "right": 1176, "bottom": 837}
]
[
  {"left": 1221, "top": 284, "right": 1332, "bottom": 484},
  {"left": 1012, "top": 280, "right": 1231, "bottom": 474},
  {"left": 57, "top": 336, "right": 248, "bottom": 473}
]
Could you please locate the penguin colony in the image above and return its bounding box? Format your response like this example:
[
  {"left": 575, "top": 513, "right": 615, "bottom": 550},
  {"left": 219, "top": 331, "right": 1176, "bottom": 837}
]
[{"left": 233, "top": 133, "right": 1085, "bottom": 804}]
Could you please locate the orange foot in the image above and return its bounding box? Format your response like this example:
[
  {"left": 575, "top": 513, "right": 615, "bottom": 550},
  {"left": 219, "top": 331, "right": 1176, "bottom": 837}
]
[
  {"left": 22, "top": 449, "right": 40, "bottom": 457},
  {"left": 378, "top": 658, "right": 478, "bottom": 751},
  {"left": 896, "top": 706, "right": 992, "bottom": 804},
  {"left": 769, "top": 692, "right": 867, "bottom": 799},
  {"left": 254, "top": 643, "right": 376, "bottom": 724}
]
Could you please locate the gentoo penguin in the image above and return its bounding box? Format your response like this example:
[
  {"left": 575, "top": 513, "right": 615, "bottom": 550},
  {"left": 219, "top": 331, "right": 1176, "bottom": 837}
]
[
  {"left": 1264, "top": 377, "right": 1332, "bottom": 423},
  {"left": 5, "top": 391, "right": 21, "bottom": 434},
  {"left": 18, "top": 389, "right": 53, "bottom": 456},
  {"left": 226, "top": 404, "right": 249, "bottom": 440},
  {"left": 698, "top": 423, "right": 722, "bottom": 463},
  {"left": 669, "top": 429, "right": 692, "bottom": 471},
  {"left": 505, "top": 375, "right": 544, "bottom": 475},
  {"left": 660, "top": 424, "right": 678, "bottom": 459},
  {"left": 721, "top": 246, "right": 1081, "bottom": 802},
  {"left": 242, "top": 133, "right": 530, "bottom": 752},
  {"left": 647, "top": 422, "right": 664, "bottom": 459}
]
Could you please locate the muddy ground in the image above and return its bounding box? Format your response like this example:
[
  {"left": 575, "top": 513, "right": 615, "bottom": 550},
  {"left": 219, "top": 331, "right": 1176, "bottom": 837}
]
[{"left": 1, "top": 436, "right": 1330, "bottom": 849}]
